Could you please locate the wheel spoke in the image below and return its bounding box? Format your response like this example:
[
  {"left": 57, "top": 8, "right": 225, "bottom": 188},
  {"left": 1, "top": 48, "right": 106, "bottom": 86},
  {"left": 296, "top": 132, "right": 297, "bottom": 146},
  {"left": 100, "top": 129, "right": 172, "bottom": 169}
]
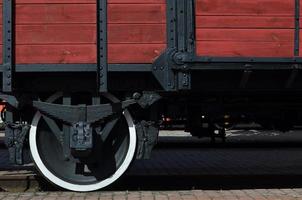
[
  {"left": 41, "top": 114, "right": 63, "bottom": 143},
  {"left": 100, "top": 116, "right": 120, "bottom": 142},
  {"left": 112, "top": 130, "right": 127, "bottom": 155}
]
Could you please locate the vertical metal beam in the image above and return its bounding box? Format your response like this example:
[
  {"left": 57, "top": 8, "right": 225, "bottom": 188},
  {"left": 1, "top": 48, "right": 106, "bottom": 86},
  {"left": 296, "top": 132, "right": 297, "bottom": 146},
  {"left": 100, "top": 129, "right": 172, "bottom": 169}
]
[
  {"left": 97, "top": 0, "right": 108, "bottom": 92},
  {"left": 295, "top": 0, "right": 300, "bottom": 56},
  {"left": 177, "top": 0, "right": 186, "bottom": 52},
  {"left": 167, "top": 0, "right": 177, "bottom": 49},
  {"left": 186, "top": 0, "right": 195, "bottom": 53},
  {"left": 3, "top": 0, "right": 14, "bottom": 92},
  {"left": 177, "top": 0, "right": 191, "bottom": 90}
]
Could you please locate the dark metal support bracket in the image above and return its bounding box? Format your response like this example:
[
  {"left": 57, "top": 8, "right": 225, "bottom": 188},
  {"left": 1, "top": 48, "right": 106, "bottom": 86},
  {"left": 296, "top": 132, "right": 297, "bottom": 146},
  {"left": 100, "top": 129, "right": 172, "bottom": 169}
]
[
  {"left": 32, "top": 99, "right": 137, "bottom": 125},
  {"left": 152, "top": 0, "right": 178, "bottom": 91},
  {"left": 152, "top": 0, "right": 194, "bottom": 91},
  {"left": 3, "top": 0, "right": 14, "bottom": 92},
  {"left": 97, "top": 0, "right": 108, "bottom": 92}
]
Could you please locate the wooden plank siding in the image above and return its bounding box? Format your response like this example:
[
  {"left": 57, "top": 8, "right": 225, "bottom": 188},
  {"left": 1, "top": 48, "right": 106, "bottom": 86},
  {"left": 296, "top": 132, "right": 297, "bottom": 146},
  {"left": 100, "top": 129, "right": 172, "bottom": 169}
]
[
  {"left": 107, "top": 1, "right": 166, "bottom": 63},
  {"left": 0, "top": 0, "right": 167, "bottom": 64},
  {"left": 195, "top": 0, "right": 298, "bottom": 57}
]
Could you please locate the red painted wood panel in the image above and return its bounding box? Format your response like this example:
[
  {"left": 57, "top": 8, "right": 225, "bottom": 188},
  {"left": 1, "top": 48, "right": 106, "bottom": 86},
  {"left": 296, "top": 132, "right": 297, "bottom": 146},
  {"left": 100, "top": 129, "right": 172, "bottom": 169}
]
[
  {"left": 108, "top": 4, "right": 166, "bottom": 24},
  {"left": 14, "top": 0, "right": 164, "bottom": 3},
  {"left": 16, "top": 45, "right": 96, "bottom": 64},
  {"left": 12, "top": 44, "right": 165, "bottom": 64},
  {"left": 196, "top": 16, "right": 294, "bottom": 29},
  {"left": 107, "top": 2, "right": 166, "bottom": 63},
  {"left": 15, "top": 4, "right": 96, "bottom": 24},
  {"left": 108, "top": 24, "right": 166, "bottom": 44},
  {"left": 196, "top": 0, "right": 294, "bottom": 16},
  {"left": 6, "top": 24, "right": 165, "bottom": 45},
  {"left": 196, "top": 29, "right": 294, "bottom": 42},
  {"left": 8, "top": 1, "right": 166, "bottom": 64},
  {"left": 196, "top": 0, "right": 296, "bottom": 58},
  {"left": 108, "top": 44, "right": 165, "bottom": 63},
  {"left": 197, "top": 41, "right": 293, "bottom": 57}
]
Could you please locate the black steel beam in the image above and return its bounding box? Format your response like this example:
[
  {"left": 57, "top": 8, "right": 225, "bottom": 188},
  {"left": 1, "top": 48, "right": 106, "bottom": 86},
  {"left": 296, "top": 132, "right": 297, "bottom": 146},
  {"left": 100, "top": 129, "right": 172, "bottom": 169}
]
[
  {"left": 108, "top": 64, "right": 152, "bottom": 72},
  {"left": 3, "top": 0, "right": 14, "bottom": 92},
  {"left": 97, "top": 0, "right": 108, "bottom": 92},
  {"left": 189, "top": 63, "right": 302, "bottom": 70},
  {"left": 15, "top": 64, "right": 96, "bottom": 72},
  {"left": 185, "top": 56, "right": 302, "bottom": 64}
]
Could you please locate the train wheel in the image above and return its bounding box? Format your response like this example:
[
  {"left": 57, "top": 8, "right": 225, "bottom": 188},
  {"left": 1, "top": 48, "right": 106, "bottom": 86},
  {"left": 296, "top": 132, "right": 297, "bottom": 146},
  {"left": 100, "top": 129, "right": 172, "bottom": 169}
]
[{"left": 29, "top": 92, "right": 137, "bottom": 192}]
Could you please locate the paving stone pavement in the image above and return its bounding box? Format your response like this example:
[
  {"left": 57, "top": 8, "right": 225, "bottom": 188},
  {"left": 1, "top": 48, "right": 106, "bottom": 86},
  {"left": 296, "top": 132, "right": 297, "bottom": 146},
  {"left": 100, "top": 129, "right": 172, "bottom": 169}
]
[{"left": 2, "top": 189, "right": 302, "bottom": 200}]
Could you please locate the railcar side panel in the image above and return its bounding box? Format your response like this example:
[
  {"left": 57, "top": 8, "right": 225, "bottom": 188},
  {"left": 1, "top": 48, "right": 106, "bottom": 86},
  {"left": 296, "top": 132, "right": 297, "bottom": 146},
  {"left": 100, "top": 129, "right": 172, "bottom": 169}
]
[
  {"left": 195, "top": 0, "right": 296, "bottom": 57},
  {"left": 107, "top": 0, "right": 166, "bottom": 63},
  {"left": 14, "top": 1, "right": 96, "bottom": 64},
  {"left": 9, "top": 0, "right": 166, "bottom": 64}
]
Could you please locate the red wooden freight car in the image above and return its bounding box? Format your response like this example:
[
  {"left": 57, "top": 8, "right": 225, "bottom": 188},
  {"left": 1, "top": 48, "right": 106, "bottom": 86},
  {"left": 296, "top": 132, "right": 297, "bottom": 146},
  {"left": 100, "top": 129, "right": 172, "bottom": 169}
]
[{"left": 1, "top": 0, "right": 302, "bottom": 191}]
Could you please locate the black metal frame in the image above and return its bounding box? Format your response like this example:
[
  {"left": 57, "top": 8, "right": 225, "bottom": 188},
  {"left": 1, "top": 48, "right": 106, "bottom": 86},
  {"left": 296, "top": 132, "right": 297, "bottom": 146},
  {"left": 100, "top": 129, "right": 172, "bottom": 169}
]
[
  {"left": 1, "top": 0, "right": 302, "bottom": 93},
  {"left": 3, "top": 0, "right": 14, "bottom": 92}
]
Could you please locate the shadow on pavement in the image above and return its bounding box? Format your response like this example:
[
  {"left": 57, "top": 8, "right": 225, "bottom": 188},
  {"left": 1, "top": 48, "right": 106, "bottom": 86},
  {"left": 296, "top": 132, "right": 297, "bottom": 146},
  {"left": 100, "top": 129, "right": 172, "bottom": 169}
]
[{"left": 12, "top": 132, "right": 302, "bottom": 191}]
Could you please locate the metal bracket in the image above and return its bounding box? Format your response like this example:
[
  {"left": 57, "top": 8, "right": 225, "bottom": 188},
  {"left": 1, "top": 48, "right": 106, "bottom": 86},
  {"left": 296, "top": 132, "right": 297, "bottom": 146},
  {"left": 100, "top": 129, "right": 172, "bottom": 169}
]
[
  {"left": 70, "top": 122, "right": 93, "bottom": 151},
  {"left": 5, "top": 123, "right": 30, "bottom": 165},
  {"left": 135, "top": 120, "right": 159, "bottom": 159},
  {"left": 152, "top": 48, "right": 177, "bottom": 91},
  {"left": 152, "top": 0, "right": 194, "bottom": 91},
  {"left": 135, "top": 92, "right": 162, "bottom": 109},
  {"left": 0, "top": 93, "right": 19, "bottom": 108},
  {"left": 32, "top": 99, "right": 136, "bottom": 125}
]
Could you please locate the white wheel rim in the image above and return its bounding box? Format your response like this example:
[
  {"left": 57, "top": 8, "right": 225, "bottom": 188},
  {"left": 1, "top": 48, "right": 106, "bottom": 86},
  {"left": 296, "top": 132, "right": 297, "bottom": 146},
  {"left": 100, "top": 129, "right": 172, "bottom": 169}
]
[{"left": 29, "top": 92, "right": 137, "bottom": 192}]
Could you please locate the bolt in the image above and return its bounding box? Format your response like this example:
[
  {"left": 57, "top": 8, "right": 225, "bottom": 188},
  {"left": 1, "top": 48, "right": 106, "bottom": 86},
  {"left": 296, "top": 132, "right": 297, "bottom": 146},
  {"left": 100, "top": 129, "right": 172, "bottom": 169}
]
[
  {"left": 133, "top": 92, "right": 141, "bottom": 100},
  {"left": 176, "top": 54, "right": 183, "bottom": 61}
]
